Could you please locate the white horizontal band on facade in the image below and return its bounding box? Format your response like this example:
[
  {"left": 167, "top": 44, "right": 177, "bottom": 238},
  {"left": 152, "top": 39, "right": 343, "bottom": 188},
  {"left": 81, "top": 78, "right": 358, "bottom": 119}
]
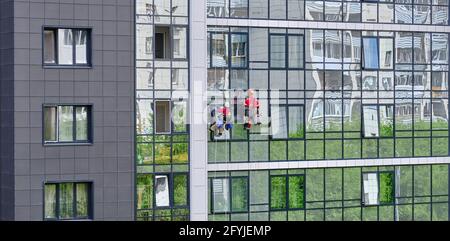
[
  {"left": 207, "top": 18, "right": 450, "bottom": 33},
  {"left": 207, "top": 157, "right": 450, "bottom": 172}
]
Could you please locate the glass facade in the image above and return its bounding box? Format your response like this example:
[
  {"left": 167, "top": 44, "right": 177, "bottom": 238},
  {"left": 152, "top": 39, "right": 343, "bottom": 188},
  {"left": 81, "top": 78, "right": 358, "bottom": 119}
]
[
  {"left": 208, "top": 164, "right": 450, "bottom": 221},
  {"left": 207, "top": 27, "right": 450, "bottom": 163},
  {"left": 132, "top": 0, "right": 450, "bottom": 222},
  {"left": 207, "top": 0, "right": 449, "bottom": 25},
  {"left": 135, "top": 0, "right": 190, "bottom": 221}
]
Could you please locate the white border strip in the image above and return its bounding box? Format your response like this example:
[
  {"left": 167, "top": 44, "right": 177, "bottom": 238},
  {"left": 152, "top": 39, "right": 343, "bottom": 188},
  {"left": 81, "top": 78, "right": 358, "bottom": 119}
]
[
  {"left": 208, "top": 157, "right": 450, "bottom": 172},
  {"left": 190, "top": 0, "right": 209, "bottom": 221},
  {"left": 207, "top": 18, "right": 450, "bottom": 33}
]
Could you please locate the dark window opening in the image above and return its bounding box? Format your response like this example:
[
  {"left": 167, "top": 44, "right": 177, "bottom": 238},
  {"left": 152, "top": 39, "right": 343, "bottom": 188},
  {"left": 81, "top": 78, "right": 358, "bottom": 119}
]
[
  {"left": 155, "top": 100, "right": 171, "bottom": 134},
  {"left": 155, "top": 26, "right": 171, "bottom": 59}
]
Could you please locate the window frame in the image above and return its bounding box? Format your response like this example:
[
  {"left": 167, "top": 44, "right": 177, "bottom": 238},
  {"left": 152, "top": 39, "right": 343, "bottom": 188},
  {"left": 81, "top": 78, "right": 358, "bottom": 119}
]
[
  {"left": 154, "top": 24, "right": 189, "bottom": 61},
  {"left": 42, "top": 104, "right": 93, "bottom": 145},
  {"left": 362, "top": 36, "right": 380, "bottom": 70},
  {"left": 230, "top": 32, "right": 249, "bottom": 69},
  {"left": 361, "top": 171, "right": 396, "bottom": 207},
  {"left": 42, "top": 26, "right": 92, "bottom": 68},
  {"left": 43, "top": 181, "right": 93, "bottom": 221},
  {"left": 153, "top": 172, "right": 190, "bottom": 209},
  {"left": 269, "top": 174, "right": 306, "bottom": 211},
  {"left": 209, "top": 176, "right": 249, "bottom": 214},
  {"left": 154, "top": 100, "right": 172, "bottom": 134},
  {"left": 208, "top": 31, "right": 248, "bottom": 69},
  {"left": 269, "top": 33, "right": 305, "bottom": 69},
  {"left": 361, "top": 104, "right": 394, "bottom": 138},
  {"left": 270, "top": 104, "right": 305, "bottom": 140}
]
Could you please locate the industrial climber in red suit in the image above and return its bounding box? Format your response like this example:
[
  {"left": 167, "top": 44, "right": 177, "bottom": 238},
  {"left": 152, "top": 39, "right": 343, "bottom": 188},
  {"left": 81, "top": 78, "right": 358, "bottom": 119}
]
[
  {"left": 244, "top": 89, "right": 261, "bottom": 130},
  {"left": 209, "top": 102, "right": 233, "bottom": 138}
]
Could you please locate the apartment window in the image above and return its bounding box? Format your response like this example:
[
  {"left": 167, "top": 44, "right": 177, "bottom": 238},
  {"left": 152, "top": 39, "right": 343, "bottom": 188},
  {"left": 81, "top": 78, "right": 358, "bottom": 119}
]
[
  {"left": 155, "top": 26, "right": 170, "bottom": 59},
  {"left": 44, "top": 182, "right": 92, "bottom": 220},
  {"left": 44, "top": 105, "right": 92, "bottom": 144},
  {"left": 362, "top": 37, "right": 379, "bottom": 69},
  {"left": 379, "top": 38, "right": 393, "bottom": 69},
  {"left": 155, "top": 175, "right": 170, "bottom": 207},
  {"left": 209, "top": 32, "right": 247, "bottom": 68},
  {"left": 43, "top": 28, "right": 90, "bottom": 66},
  {"left": 211, "top": 33, "right": 229, "bottom": 67},
  {"left": 154, "top": 173, "right": 189, "bottom": 208},
  {"left": 231, "top": 33, "right": 248, "bottom": 68},
  {"left": 211, "top": 177, "right": 248, "bottom": 213},
  {"left": 362, "top": 172, "right": 395, "bottom": 206},
  {"left": 155, "top": 100, "right": 171, "bottom": 134},
  {"left": 270, "top": 175, "right": 305, "bottom": 210},
  {"left": 362, "top": 105, "right": 394, "bottom": 138},
  {"left": 155, "top": 26, "right": 187, "bottom": 60},
  {"left": 270, "top": 34, "right": 304, "bottom": 69}
]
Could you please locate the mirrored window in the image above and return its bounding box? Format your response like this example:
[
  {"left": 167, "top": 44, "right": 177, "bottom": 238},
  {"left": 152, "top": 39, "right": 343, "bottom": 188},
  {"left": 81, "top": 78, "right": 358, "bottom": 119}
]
[{"left": 363, "top": 38, "right": 379, "bottom": 69}]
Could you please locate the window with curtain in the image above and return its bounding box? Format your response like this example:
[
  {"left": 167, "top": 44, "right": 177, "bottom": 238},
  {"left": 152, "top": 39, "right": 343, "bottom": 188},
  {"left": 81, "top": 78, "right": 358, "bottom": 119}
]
[
  {"left": 43, "top": 105, "right": 92, "bottom": 144},
  {"left": 44, "top": 182, "right": 92, "bottom": 220}
]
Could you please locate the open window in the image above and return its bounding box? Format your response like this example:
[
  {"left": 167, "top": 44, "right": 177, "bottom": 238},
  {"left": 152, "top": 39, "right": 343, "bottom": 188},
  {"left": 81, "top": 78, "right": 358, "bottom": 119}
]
[
  {"left": 155, "top": 26, "right": 171, "bottom": 59},
  {"left": 155, "top": 175, "right": 170, "bottom": 207},
  {"left": 362, "top": 172, "right": 395, "bottom": 206},
  {"left": 362, "top": 105, "right": 394, "bottom": 138},
  {"left": 155, "top": 100, "right": 171, "bottom": 134},
  {"left": 154, "top": 173, "right": 188, "bottom": 208},
  {"left": 154, "top": 25, "right": 187, "bottom": 60}
]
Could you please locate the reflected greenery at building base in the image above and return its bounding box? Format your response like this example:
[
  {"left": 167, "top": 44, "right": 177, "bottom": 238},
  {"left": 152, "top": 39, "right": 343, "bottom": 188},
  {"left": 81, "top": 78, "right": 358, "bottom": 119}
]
[{"left": 209, "top": 164, "right": 449, "bottom": 221}]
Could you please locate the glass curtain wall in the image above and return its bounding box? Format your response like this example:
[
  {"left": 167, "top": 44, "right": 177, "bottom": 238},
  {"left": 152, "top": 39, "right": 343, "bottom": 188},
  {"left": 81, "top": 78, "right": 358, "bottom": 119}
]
[
  {"left": 208, "top": 164, "right": 450, "bottom": 221},
  {"left": 206, "top": 0, "right": 449, "bottom": 25},
  {"left": 207, "top": 27, "right": 449, "bottom": 163},
  {"left": 136, "top": 0, "right": 190, "bottom": 221}
]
